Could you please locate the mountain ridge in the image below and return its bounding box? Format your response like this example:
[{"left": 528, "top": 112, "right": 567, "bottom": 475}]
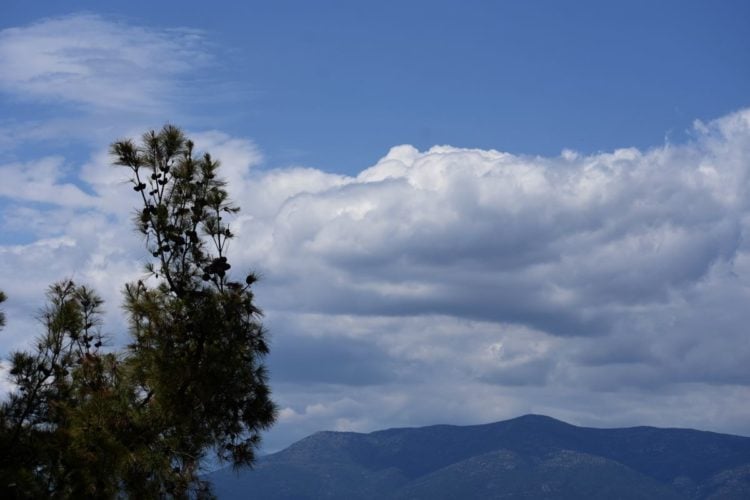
[{"left": 209, "top": 414, "right": 750, "bottom": 499}]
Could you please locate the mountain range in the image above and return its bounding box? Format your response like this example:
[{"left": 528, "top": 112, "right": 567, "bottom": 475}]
[{"left": 208, "top": 414, "right": 750, "bottom": 499}]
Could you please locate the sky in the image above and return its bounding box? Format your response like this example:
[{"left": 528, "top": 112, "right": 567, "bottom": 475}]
[{"left": 1, "top": 1, "right": 749, "bottom": 454}]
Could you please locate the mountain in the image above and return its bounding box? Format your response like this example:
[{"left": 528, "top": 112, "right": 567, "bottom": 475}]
[{"left": 207, "top": 415, "right": 750, "bottom": 499}]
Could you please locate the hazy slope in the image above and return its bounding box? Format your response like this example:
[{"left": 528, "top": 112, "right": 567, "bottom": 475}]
[{"left": 208, "top": 415, "right": 750, "bottom": 499}]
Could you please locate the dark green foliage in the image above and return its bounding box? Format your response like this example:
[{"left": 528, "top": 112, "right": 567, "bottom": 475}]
[
  {"left": 113, "top": 126, "right": 276, "bottom": 485},
  {"left": 0, "top": 282, "right": 128, "bottom": 498},
  {"left": 0, "top": 125, "right": 276, "bottom": 498}
]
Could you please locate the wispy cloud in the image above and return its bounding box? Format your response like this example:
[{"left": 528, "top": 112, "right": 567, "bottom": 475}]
[
  {"left": 0, "top": 156, "right": 98, "bottom": 207},
  {"left": 0, "top": 13, "right": 210, "bottom": 113}
]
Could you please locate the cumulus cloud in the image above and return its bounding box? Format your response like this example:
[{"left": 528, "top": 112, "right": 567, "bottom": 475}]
[
  {"left": 0, "top": 14, "right": 210, "bottom": 112},
  {"left": 3, "top": 108, "right": 750, "bottom": 451},
  {"left": 239, "top": 110, "right": 749, "bottom": 337},
  {"left": 237, "top": 109, "right": 750, "bottom": 447}
]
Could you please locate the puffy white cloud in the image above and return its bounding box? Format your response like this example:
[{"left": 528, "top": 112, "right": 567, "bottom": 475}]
[
  {"left": 237, "top": 110, "right": 749, "bottom": 337},
  {"left": 232, "top": 108, "right": 750, "bottom": 447},
  {"left": 3, "top": 108, "right": 750, "bottom": 452}
]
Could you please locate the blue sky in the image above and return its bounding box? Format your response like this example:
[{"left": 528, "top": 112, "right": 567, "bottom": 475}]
[
  {"left": 3, "top": 1, "right": 749, "bottom": 171},
  {"left": 1, "top": 1, "right": 750, "bottom": 454}
]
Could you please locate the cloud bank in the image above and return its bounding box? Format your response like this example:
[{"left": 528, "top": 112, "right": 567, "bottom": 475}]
[
  {"left": 5, "top": 107, "right": 750, "bottom": 450},
  {"left": 227, "top": 110, "right": 750, "bottom": 446},
  {"left": 1, "top": 13, "right": 749, "bottom": 453}
]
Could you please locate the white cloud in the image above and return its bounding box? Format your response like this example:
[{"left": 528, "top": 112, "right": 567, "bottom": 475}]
[
  {"left": 0, "top": 14, "right": 210, "bottom": 112},
  {"left": 0, "top": 361, "right": 14, "bottom": 400},
  {"left": 235, "top": 110, "right": 749, "bottom": 336},
  {"left": 234, "top": 108, "right": 750, "bottom": 446},
  {"left": 188, "top": 130, "right": 264, "bottom": 203},
  {"left": 0, "top": 156, "right": 98, "bottom": 207},
  {"left": 3, "top": 109, "right": 750, "bottom": 452}
]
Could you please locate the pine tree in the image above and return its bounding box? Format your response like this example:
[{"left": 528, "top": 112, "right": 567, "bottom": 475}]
[
  {"left": 0, "top": 125, "right": 276, "bottom": 498},
  {"left": 112, "top": 125, "right": 277, "bottom": 496},
  {"left": 0, "top": 282, "right": 128, "bottom": 498}
]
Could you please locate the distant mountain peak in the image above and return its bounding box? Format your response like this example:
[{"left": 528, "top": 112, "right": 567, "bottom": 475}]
[{"left": 209, "top": 415, "right": 750, "bottom": 499}]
